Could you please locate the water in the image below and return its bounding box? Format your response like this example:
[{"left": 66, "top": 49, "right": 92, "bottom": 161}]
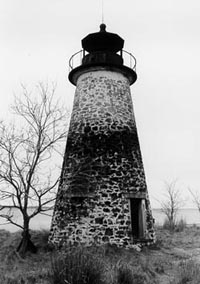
[
  {"left": 152, "top": 208, "right": 200, "bottom": 226},
  {"left": 0, "top": 207, "right": 199, "bottom": 232},
  {"left": 0, "top": 207, "right": 53, "bottom": 232}
]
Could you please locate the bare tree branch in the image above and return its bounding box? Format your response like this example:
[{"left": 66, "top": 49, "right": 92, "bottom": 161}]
[
  {"left": 0, "top": 82, "right": 69, "bottom": 256},
  {"left": 188, "top": 187, "right": 200, "bottom": 212},
  {"left": 159, "top": 180, "right": 183, "bottom": 231}
]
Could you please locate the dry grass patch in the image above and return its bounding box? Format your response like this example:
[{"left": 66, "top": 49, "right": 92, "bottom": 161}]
[
  {"left": 0, "top": 229, "right": 52, "bottom": 284},
  {"left": 0, "top": 226, "right": 200, "bottom": 284},
  {"left": 172, "top": 259, "right": 200, "bottom": 284}
]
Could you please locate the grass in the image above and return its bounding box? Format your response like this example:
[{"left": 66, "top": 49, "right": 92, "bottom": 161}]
[
  {"left": 169, "top": 259, "right": 200, "bottom": 284},
  {"left": 52, "top": 244, "right": 158, "bottom": 284},
  {"left": 0, "top": 230, "right": 52, "bottom": 284},
  {"left": 0, "top": 226, "right": 200, "bottom": 283},
  {"left": 52, "top": 245, "right": 104, "bottom": 284}
]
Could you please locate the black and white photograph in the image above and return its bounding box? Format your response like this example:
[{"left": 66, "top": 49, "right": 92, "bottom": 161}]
[{"left": 0, "top": 0, "right": 200, "bottom": 283}]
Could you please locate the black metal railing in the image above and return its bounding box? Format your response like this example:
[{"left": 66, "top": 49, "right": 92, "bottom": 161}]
[{"left": 69, "top": 49, "right": 137, "bottom": 72}]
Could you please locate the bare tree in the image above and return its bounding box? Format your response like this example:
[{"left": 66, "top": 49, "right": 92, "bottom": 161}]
[
  {"left": 160, "top": 180, "right": 183, "bottom": 231},
  {"left": 0, "top": 82, "right": 68, "bottom": 256},
  {"left": 188, "top": 187, "right": 200, "bottom": 213}
]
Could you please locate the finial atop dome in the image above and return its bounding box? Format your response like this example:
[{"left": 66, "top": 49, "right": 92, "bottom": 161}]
[{"left": 100, "top": 23, "right": 106, "bottom": 32}]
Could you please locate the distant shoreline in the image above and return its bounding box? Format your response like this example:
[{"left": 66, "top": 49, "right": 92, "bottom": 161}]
[
  {"left": 0, "top": 207, "right": 199, "bottom": 232},
  {"left": 0, "top": 205, "right": 198, "bottom": 210}
]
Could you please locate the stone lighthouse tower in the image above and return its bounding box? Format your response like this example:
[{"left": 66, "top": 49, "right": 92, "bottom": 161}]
[{"left": 49, "top": 24, "right": 155, "bottom": 247}]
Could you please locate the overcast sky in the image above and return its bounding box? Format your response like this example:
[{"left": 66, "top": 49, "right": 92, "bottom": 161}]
[{"left": 1, "top": 0, "right": 200, "bottom": 208}]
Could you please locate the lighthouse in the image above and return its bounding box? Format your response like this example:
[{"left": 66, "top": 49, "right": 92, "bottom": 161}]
[{"left": 49, "top": 24, "right": 155, "bottom": 247}]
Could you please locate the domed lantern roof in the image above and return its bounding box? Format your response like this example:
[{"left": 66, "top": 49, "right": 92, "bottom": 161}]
[{"left": 81, "top": 24, "right": 124, "bottom": 53}]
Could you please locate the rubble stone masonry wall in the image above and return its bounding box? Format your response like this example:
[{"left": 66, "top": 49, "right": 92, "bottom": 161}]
[{"left": 49, "top": 70, "right": 155, "bottom": 247}]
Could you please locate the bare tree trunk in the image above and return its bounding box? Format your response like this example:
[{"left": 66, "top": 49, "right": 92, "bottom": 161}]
[{"left": 17, "top": 217, "right": 37, "bottom": 257}]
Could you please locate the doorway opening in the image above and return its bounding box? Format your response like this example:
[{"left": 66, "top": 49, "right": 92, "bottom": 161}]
[{"left": 130, "top": 198, "right": 146, "bottom": 239}]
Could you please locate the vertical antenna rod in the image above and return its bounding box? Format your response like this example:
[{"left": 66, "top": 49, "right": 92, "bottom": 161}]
[{"left": 101, "top": 0, "right": 104, "bottom": 23}]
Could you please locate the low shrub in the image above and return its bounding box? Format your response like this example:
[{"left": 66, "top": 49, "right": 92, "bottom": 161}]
[
  {"left": 108, "top": 261, "right": 135, "bottom": 284},
  {"left": 31, "top": 229, "right": 51, "bottom": 252},
  {"left": 117, "top": 265, "right": 146, "bottom": 284},
  {"left": 163, "top": 217, "right": 187, "bottom": 232},
  {"left": 106, "top": 257, "right": 157, "bottom": 284},
  {"left": 175, "top": 218, "right": 187, "bottom": 232},
  {"left": 51, "top": 245, "right": 104, "bottom": 284},
  {"left": 163, "top": 218, "right": 175, "bottom": 231}
]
